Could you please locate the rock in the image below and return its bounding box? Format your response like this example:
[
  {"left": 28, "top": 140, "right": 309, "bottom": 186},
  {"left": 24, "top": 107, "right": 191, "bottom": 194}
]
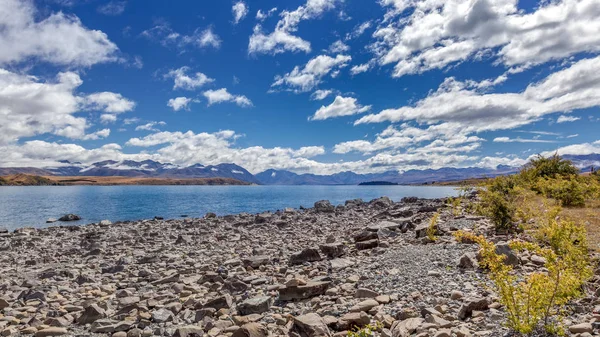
[
  {"left": 58, "top": 214, "right": 80, "bottom": 222},
  {"left": 569, "top": 323, "right": 593, "bottom": 334},
  {"left": 319, "top": 243, "right": 345, "bottom": 259},
  {"left": 173, "top": 326, "right": 205, "bottom": 337},
  {"left": 434, "top": 329, "right": 452, "bottom": 337},
  {"left": 99, "top": 220, "right": 112, "bottom": 225},
  {"left": 242, "top": 256, "right": 270, "bottom": 268},
  {"left": 390, "top": 318, "right": 423, "bottom": 337},
  {"left": 368, "top": 220, "right": 400, "bottom": 232},
  {"left": 375, "top": 295, "right": 390, "bottom": 304},
  {"left": 355, "top": 288, "right": 378, "bottom": 298},
  {"left": 458, "top": 297, "right": 489, "bottom": 320},
  {"left": 314, "top": 200, "right": 335, "bottom": 213},
  {"left": 0, "top": 298, "right": 9, "bottom": 310},
  {"left": 231, "top": 323, "right": 268, "bottom": 337},
  {"left": 531, "top": 255, "right": 547, "bottom": 266},
  {"left": 330, "top": 258, "right": 354, "bottom": 270},
  {"left": 289, "top": 248, "right": 322, "bottom": 265},
  {"left": 204, "top": 295, "right": 232, "bottom": 310},
  {"left": 291, "top": 313, "right": 332, "bottom": 337},
  {"left": 458, "top": 253, "right": 478, "bottom": 269},
  {"left": 46, "top": 218, "right": 57, "bottom": 223},
  {"left": 279, "top": 281, "right": 330, "bottom": 301},
  {"left": 339, "top": 312, "right": 371, "bottom": 329},
  {"left": 353, "top": 230, "right": 378, "bottom": 242},
  {"left": 415, "top": 223, "right": 437, "bottom": 239},
  {"left": 237, "top": 296, "right": 272, "bottom": 315},
  {"left": 450, "top": 290, "right": 464, "bottom": 300},
  {"left": 372, "top": 197, "right": 393, "bottom": 208},
  {"left": 356, "top": 239, "right": 379, "bottom": 250},
  {"left": 78, "top": 304, "right": 106, "bottom": 324},
  {"left": 350, "top": 299, "right": 379, "bottom": 312},
  {"left": 494, "top": 242, "right": 519, "bottom": 266},
  {"left": 34, "top": 328, "right": 69, "bottom": 337},
  {"left": 151, "top": 308, "right": 173, "bottom": 323},
  {"left": 425, "top": 314, "right": 452, "bottom": 328}
]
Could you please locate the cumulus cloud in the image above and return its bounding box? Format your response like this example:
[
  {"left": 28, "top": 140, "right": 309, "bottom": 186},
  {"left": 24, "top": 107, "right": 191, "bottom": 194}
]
[
  {"left": 82, "top": 128, "right": 111, "bottom": 140},
  {"left": 0, "top": 69, "right": 133, "bottom": 145},
  {"left": 167, "top": 97, "right": 193, "bottom": 111},
  {"left": 165, "top": 67, "right": 214, "bottom": 90},
  {"left": 356, "top": 56, "right": 600, "bottom": 134},
  {"left": 232, "top": 2, "right": 249, "bottom": 24},
  {"left": 248, "top": 0, "right": 337, "bottom": 54},
  {"left": 0, "top": 0, "right": 119, "bottom": 67},
  {"left": 370, "top": 0, "right": 600, "bottom": 77},
  {"left": 311, "top": 96, "right": 371, "bottom": 121},
  {"left": 350, "top": 63, "right": 371, "bottom": 75},
  {"left": 135, "top": 121, "right": 166, "bottom": 132},
  {"left": 100, "top": 114, "right": 118, "bottom": 123},
  {"left": 327, "top": 40, "right": 350, "bottom": 53},
  {"left": 493, "top": 137, "right": 555, "bottom": 143},
  {"left": 272, "top": 54, "right": 351, "bottom": 92},
  {"left": 346, "top": 21, "right": 372, "bottom": 40},
  {"left": 203, "top": 88, "right": 252, "bottom": 107},
  {"left": 311, "top": 89, "right": 334, "bottom": 100},
  {"left": 195, "top": 27, "right": 221, "bottom": 49}
]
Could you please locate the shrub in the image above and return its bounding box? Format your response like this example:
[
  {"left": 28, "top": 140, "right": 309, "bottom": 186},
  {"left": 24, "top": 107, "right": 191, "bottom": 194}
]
[
  {"left": 520, "top": 153, "right": 579, "bottom": 182},
  {"left": 454, "top": 209, "right": 591, "bottom": 334},
  {"left": 447, "top": 197, "right": 462, "bottom": 216},
  {"left": 347, "top": 322, "right": 383, "bottom": 337},
  {"left": 427, "top": 213, "right": 440, "bottom": 241},
  {"left": 476, "top": 175, "right": 525, "bottom": 231}
]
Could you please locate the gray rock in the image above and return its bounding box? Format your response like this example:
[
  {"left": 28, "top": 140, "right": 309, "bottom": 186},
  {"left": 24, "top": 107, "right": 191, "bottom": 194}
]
[
  {"left": 173, "top": 326, "right": 204, "bottom": 337},
  {"left": 237, "top": 296, "right": 272, "bottom": 315},
  {"left": 569, "top": 323, "right": 593, "bottom": 334},
  {"left": 242, "top": 256, "right": 270, "bottom": 268},
  {"left": 390, "top": 318, "right": 423, "bottom": 337},
  {"left": 355, "top": 288, "right": 379, "bottom": 298},
  {"left": 289, "top": 248, "right": 322, "bottom": 265},
  {"left": 319, "top": 243, "right": 345, "bottom": 259},
  {"left": 279, "top": 281, "right": 330, "bottom": 301},
  {"left": 458, "top": 253, "right": 478, "bottom": 269},
  {"left": 458, "top": 297, "right": 490, "bottom": 320},
  {"left": 356, "top": 239, "right": 379, "bottom": 250},
  {"left": 34, "top": 328, "right": 69, "bottom": 337},
  {"left": 151, "top": 308, "right": 173, "bottom": 323},
  {"left": 330, "top": 258, "right": 354, "bottom": 270},
  {"left": 314, "top": 200, "right": 334, "bottom": 213},
  {"left": 231, "top": 322, "right": 268, "bottom": 337},
  {"left": 58, "top": 214, "right": 81, "bottom": 222},
  {"left": 204, "top": 294, "right": 232, "bottom": 310},
  {"left": 494, "top": 242, "right": 519, "bottom": 266},
  {"left": 291, "top": 313, "right": 332, "bottom": 337},
  {"left": 78, "top": 304, "right": 106, "bottom": 324}
]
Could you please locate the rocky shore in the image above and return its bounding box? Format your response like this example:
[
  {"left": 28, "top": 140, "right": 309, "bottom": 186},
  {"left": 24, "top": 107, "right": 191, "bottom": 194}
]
[{"left": 0, "top": 196, "right": 598, "bottom": 337}]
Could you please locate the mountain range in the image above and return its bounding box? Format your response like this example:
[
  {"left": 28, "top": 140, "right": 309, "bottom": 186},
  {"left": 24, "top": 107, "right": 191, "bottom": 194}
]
[{"left": 0, "top": 154, "right": 598, "bottom": 185}]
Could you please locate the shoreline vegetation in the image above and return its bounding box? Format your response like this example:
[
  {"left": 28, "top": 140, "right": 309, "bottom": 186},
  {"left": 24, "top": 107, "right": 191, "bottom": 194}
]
[{"left": 0, "top": 174, "right": 251, "bottom": 186}]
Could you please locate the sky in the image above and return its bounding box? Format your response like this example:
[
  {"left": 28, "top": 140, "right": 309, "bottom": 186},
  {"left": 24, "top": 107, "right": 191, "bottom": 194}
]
[{"left": 1, "top": 0, "right": 600, "bottom": 175}]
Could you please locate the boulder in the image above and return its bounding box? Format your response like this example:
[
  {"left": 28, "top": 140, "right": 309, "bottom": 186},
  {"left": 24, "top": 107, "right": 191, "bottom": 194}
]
[
  {"left": 289, "top": 248, "right": 322, "bottom": 265},
  {"left": 356, "top": 239, "right": 379, "bottom": 250},
  {"left": 355, "top": 288, "right": 378, "bottom": 298},
  {"left": 173, "top": 326, "right": 204, "bottom": 337},
  {"left": 204, "top": 294, "right": 232, "bottom": 310},
  {"left": 34, "top": 328, "right": 69, "bottom": 337},
  {"left": 458, "top": 297, "right": 490, "bottom": 320},
  {"left": 494, "top": 242, "right": 519, "bottom": 266},
  {"left": 458, "top": 253, "right": 478, "bottom": 269},
  {"left": 330, "top": 258, "right": 354, "bottom": 270},
  {"left": 237, "top": 296, "right": 272, "bottom": 315},
  {"left": 569, "top": 323, "right": 593, "bottom": 334},
  {"left": 371, "top": 196, "right": 393, "bottom": 208},
  {"left": 350, "top": 299, "right": 379, "bottom": 312},
  {"left": 231, "top": 323, "right": 268, "bottom": 337},
  {"left": 319, "top": 243, "right": 345, "bottom": 259},
  {"left": 0, "top": 298, "right": 9, "bottom": 310},
  {"left": 279, "top": 281, "right": 330, "bottom": 301},
  {"left": 338, "top": 312, "right": 370, "bottom": 329},
  {"left": 77, "top": 304, "right": 106, "bottom": 324},
  {"left": 242, "top": 256, "right": 270, "bottom": 268},
  {"left": 353, "top": 230, "right": 378, "bottom": 242},
  {"left": 390, "top": 318, "right": 423, "bottom": 337},
  {"left": 314, "top": 200, "right": 335, "bottom": 213},
  {"left": 291, "top": 313, "right": 332, "bottom": 337},
  {"left": 58, "top": 214, "right": 81, "bottom": 222}
]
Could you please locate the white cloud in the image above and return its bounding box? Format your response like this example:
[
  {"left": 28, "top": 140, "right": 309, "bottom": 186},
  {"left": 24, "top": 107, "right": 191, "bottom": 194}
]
[
  {"left": 82, "top": 92, "right": 135, "bottom": 113},
  {"left": 0, "top": 0, "right": 119, "bottom": 67},
  {"left": 328, "top": 40, "right": 350, "bottom": 53},
  {"left": 256, "top": 7, "right": 277, "bottom": 21},
  {"left": 232, "top": 2, "right": 249, "bottom": 24},
  {"left": 167, "top": 97, "right": 193, "bottom": 111},
  {"left": 100, "top": 114, "right": 118, "bottom": 123},
  {"left": 311, "top": 96, "right": 371, "bottom": 121},
  {"left": 248, "top": 0, "right": 337, "bottom": 55},
  {"left": 556, "top": 115, "right": 580, "bottom": 123},
  {"left": 370, "top": 0, "right": 600, "bottom": 78},
  {"left": 356, "top": 56, "right": 600, "bottom": 134},
  {"left": 350, "top": 63, "right": 371, "bottom": 75},
  {"left": 272, "top": 54, "right": 351, "bottom": 92},
  {"left": 135, "top": 121, "right": 166, "bottom": 132},
  {"left": 541, "top": 141, "right": 600, "bottom": 157},
  {"left": 203, "top": 88, "right": 252, "bottom": 107},
  {"left": 346, "top": 21, "right": 372, "bottom": 40},
  {"left": 82, "top": 128, "right": 111, "bottom": 140},
  {"left": 141, "top": 23, "right": 221, "bottom": 50},
  {"left": 311, "top": 89, "right": 333, "bottom": 100},
  {"left": 97, "top": 1, "right": 126, "bottom": 16},
  {"left": 165, "top": 67, "right": 214, "bottom": 90},
  {"left": 493, "top": 137, "right": 555, "bottom": 143}
]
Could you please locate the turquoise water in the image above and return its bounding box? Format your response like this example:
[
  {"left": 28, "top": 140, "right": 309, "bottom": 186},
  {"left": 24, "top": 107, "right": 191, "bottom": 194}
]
[{"left": 0, "top": 185, "right": 457, "bottom": 230}]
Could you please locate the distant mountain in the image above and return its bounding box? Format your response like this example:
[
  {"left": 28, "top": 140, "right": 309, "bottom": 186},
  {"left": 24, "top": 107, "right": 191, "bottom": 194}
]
[{"left": 0, "top": 154, "right": 598, "bottom": 185}]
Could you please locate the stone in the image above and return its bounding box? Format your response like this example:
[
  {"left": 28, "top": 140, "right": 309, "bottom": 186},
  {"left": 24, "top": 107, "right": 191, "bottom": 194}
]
[
  {"left": 355, "top": 239, "right": 379, "bottom": 250},
  {"left": 390, "top": 318, "right": 423, "bottom": 337},
  {"left": 353, "top": 230, "right": 378, "bottom": 242},
  {"left": 204, "top": 295, "right": 232, "bottom": 310},
  {"left": 330, "top": 258, "right": 354, "bottom": 270},
  {"left": 458, "top": 253, "right": 478, "bottom": 269},
  {"left": 242, "top": 256, "right": 270, "bottom": 268},
  {"left": 355, "top": 288, "right": 378, "bottom": 298},
  {"left": 530, "top": 255, "right": 547, "bottom": 266},
  {"left": 237, "top": 296, "right": 272, "bottom": 315},
  {"left": 151, "top": 308, "right": 173, "bottom": 323},
  {"left": 415, "top": 223, "right": 437, "bottom": 239},
  {"left": 58, "top": 214, "right": 80, "bottom": 222},
  {"left": 319, "top": 243, "right": 345, "bottom": 259},
  {"left": 34, "top": 328, "right": 69, "bottom": 337},
  {"left": 434, "top": 329, "right": 452, "bottom": 337},
  {"left": 450, "top": 290, "right": 464, "bottom": 300},
  {"left": 314, "top": 200, "right": 335, "bottom": 213},
  {"left": 494, "top": 242, "right": 519, "bottom": 266},
  {"left": 0, "top": 299, "right": 8, "bottom": 311},
  {"left": 339, "top": 312, "right": 370, "bottom": 329},
  {"left": 425, "top": 314, "right": 452, "bottom": 328},
  {"left": 372, "top": 197, "right": 393, "bottom": 208},
  {"left": 375, "top": 295, "right": 391, "bottom": 304},
  {"left": 173, "top": 326, "right": 205, "bottom": 337},
  {"left": 231, "top": 323, "right": 268, "bottom": 337},
  {"left": 350, "top": 299, "right": 379, "bottom": 312},
  {"left": 279, "top": 281, "right": 330, "bottom": 301},
  {"left": 78, "top": 304, "right": 106, "bottom": 324},
  {"left": 46, "top": 218, "right": 57, "bottom": 223},
  {"left": 289, "top": 248, "right": 322, "bottom": 265},
  {"left": 458, "top": 297, "right": 490, "bottom": 320},
  {"left": 291, "top": 313, "right": 332, "bottom": 337},
  {"left": 569, "top": 323, "right": 593, "bottom": 334}
]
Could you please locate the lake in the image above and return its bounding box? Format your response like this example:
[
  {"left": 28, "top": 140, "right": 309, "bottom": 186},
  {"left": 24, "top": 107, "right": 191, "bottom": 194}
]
[{"left": 0, "top": 185, "right": 458, "bottom": 230}]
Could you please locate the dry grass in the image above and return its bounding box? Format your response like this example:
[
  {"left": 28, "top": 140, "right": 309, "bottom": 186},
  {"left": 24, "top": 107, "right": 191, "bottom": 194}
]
[{"left": 560, "top": 199, "right": 600, "bottom": 251}]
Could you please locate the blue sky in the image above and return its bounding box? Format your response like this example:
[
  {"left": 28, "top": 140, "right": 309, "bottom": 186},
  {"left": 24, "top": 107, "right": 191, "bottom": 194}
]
[{"left": 1, "top": 0, "right": 600, "bottom": 174}]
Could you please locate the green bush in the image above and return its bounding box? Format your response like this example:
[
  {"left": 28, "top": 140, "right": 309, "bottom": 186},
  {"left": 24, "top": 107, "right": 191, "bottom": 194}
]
[{"left": 520, "top": 153, "right": 579, "bottom": 183}]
